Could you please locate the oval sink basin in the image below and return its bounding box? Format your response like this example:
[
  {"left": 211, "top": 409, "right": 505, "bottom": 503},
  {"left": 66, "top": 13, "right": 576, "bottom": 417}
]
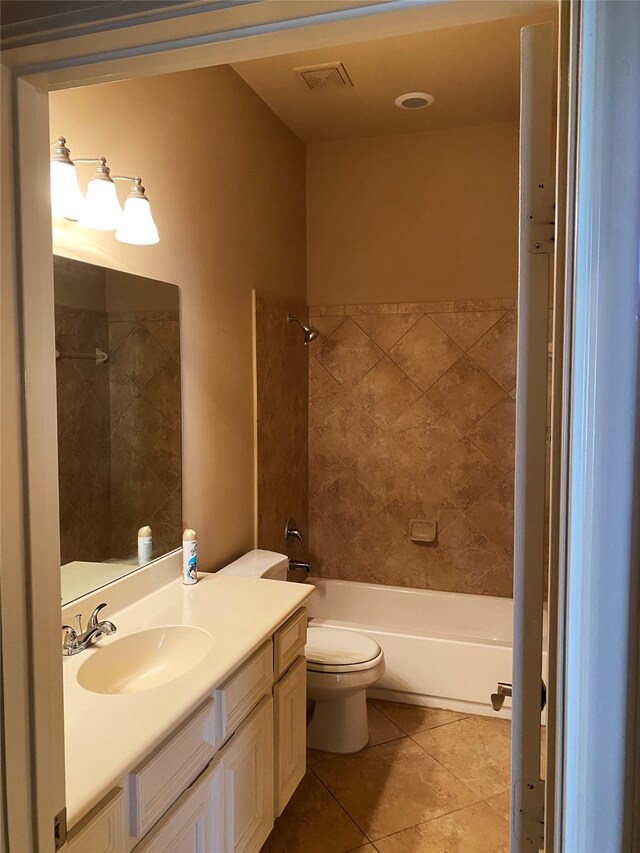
[{"left": 77, "top": 626, "right": 213, "bottom": 694}]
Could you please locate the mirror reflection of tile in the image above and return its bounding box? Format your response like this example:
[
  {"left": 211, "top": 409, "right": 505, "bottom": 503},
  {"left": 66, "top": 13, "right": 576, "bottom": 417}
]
[{"left": 54, "top": 255, "right": 182, "bottom": 584}]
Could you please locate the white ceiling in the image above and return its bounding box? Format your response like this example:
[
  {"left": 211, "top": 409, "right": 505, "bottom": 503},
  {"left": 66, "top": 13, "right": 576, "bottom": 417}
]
[{"left": 231, "top": 6, "right": 557, "bottom": 144}]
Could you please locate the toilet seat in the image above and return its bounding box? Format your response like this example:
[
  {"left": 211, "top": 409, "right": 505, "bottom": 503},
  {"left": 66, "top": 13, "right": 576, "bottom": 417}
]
[{"left": 306, "top": 627, "right": 383, "bottom": 673}]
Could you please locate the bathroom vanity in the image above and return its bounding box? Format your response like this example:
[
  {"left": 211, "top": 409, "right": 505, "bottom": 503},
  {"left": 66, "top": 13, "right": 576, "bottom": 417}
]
[{"left": 62, "top": 563, "right": 312, "bottom": 852}]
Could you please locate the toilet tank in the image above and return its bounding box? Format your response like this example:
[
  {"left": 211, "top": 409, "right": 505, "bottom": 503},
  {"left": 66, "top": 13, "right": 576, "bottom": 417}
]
[{"left": 218, "top": 549, "right": 289, "bottom": 581}]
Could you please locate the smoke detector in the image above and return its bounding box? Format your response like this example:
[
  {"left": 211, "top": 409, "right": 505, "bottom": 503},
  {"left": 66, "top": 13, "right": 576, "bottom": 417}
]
[
  {"left": 294, "top": 62, "right": 353, "bottom": 90},
  {"left": 395, "top": 92, "right": 435, "bottom": 110}
]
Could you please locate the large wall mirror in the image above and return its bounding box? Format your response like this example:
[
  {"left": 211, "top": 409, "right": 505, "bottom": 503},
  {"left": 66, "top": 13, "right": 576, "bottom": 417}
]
[{"left": 54, "top": 256, "right": 182, "bottom": 604}]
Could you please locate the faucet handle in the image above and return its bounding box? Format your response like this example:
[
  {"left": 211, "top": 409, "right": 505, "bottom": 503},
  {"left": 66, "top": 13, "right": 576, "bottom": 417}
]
[
  {"left": 62, "top": 625, "right": 77, "bottom": 642},
  {"left": 74, "top": 613, "right": 83, "bottom": 634},
  {"left": 87, "top": 602, "right": 108, "bottom": 629},
  {"left": 285, "top": 518, "right": 305, "bottom": 548}
]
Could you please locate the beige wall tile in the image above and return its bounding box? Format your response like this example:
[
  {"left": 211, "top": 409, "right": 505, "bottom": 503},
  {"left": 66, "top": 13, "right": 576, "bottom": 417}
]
[
  {"left": 353, "top": 314, "right": 421, "bottom": 352},
  {"left": 255, "top": 292, "right": 309, "bottom": 557},
  {"left": 389, "top": 315, "right": 463, "bottom": 391},
  {"left": 345, "top": 303, "right": 398, "bottom": 315},
  {"left": 430, "top": 310, "right": 505, "bottom": 351},
  {"left": 426, "top": 355, "right": 505, "bottom": 432},
  {"left": 468, "top": 311, "right": 517, "bottom": 391},
  {"left": 352, "top": 358, "right": 422, "bottom": 430},
  {"left": 308, "top": 301, "right": 518, "bottom": 597},
  {"left": 316, "top": 318, "right": 384, "bottom": 390}
]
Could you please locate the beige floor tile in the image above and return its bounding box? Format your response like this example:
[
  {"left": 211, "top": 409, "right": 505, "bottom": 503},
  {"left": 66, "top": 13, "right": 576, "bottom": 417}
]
[
  {"left": 307, "top": 746, "right": 334, "bottom": 766},
  {"left": 373, "top": 802, "right": 509, "bottom": 853},
  {"left": 371, "top": 700, "right": 467, "bottom": 736},
  {"left": 313, "top": 736, "right": 477, "bottom": 841},
  {"left": 413, "top": 715, "right": 511, "bottom": 799},
  {"left": 484, "top": 789, "right": 510, "bottom": 824},
  {"left": 367, "top": 702, "right": 404, "bottom": 746},
  {"left": 261, "top": 769, "right": 367, "bottom": 853}
]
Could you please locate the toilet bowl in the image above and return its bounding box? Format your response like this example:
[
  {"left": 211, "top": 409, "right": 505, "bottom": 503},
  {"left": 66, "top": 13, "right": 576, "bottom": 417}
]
[
  {"left": 217, "top": 551, "right": 385, "bottom": 754},
  {"left": 306, "top": 626, "right": 385, "bottom": 754}
]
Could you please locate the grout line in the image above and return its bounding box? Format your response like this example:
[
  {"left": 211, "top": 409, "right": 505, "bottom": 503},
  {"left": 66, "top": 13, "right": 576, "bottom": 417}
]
[{"left": 309, "top": 763, "right": 374, "bottom": 844}]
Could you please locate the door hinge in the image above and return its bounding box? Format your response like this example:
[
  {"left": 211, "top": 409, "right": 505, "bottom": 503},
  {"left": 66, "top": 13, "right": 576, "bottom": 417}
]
[
  {"left": 513, "top": 778, "right": 545, "bottom": 850},
  {"left": 524, "top": 180, "right": 555, "bottom": 254},
  {"left": 54, "top": 807, "right": 67, "bottom": 851}
]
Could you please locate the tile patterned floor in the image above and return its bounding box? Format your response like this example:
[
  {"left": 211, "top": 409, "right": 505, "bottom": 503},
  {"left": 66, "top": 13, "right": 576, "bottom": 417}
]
[{"left": 261, "top": 700, "right": 521, "bottom": 853}]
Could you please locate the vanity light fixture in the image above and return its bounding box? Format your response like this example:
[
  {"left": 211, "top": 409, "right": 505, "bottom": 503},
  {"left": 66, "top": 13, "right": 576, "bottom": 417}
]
[
  {"left": 49, "top": 137, "right": 159, "bottom": 244},
  {"left": 49, "top": 137, "right": 84, "bottom": 220},
  {"left": 77, "top": 157, "right": 122, "bottom": 231},
  {"left": 114, "top": 177, "right": 159, "bottom": 245}
]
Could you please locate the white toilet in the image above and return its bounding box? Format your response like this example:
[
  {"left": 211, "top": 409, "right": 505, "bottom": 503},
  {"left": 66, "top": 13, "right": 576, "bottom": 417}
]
[
  {"left": 306, "top": 626, "right": 385, "bottom": 754},
  {"left": 218, "top": 550, "right": 386, "bottom": 754}
]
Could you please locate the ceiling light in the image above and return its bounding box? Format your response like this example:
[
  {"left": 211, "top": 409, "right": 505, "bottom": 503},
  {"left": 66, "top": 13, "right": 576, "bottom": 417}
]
[
  {"left": 394, "top": 92, "right": 435, "bottom": 110},
  {"left": 114, "top": 178, "right": 159, "bottom": 245},
  {"left": 50, "top": 138, "right": 84, "bottom": 220}
]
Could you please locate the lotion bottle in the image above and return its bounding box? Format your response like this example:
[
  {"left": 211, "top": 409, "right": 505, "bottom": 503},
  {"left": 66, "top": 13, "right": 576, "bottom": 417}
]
[
  {"left": 182, "top": 528, "right": 198, "bottom": 585},
  {"left": 138, "top": 525, "right": 152, "bottom": 566}
]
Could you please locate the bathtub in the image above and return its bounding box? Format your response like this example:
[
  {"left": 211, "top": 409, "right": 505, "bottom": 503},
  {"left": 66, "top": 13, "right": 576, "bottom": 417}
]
[{"left": 306, "top": 578, "right": 548, "bottom": 719}]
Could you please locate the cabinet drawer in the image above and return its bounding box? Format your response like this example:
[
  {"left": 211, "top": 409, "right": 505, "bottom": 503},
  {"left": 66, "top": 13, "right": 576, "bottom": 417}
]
[
  {"left": 67, "top": 788, "right": 127, "bottom": 853},
  {"left": 274, "top": 608, "right": 307, "bottom": 679},
  {"left": 129, "top": 697, "right": 216, "bottom": 839},
  {"left": 134, "top": 758, "right": 222, "bottom": 853},
  {"left": 216, "top": 642, "right": 273, "bottom": 742}
]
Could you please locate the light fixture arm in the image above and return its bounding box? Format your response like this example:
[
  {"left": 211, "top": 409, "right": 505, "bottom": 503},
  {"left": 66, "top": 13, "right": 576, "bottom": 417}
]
[{"left": 112, "top": 176, "right": 151, "bottom": 201}]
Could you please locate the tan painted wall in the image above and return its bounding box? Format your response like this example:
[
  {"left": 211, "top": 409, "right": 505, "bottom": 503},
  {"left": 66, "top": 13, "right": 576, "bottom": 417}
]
[
  {"left": 307, "top": 121, "right": 518, "bottom": 305},
  {"left": 49, "top": 64, "right": 306, "bottom": 570}
]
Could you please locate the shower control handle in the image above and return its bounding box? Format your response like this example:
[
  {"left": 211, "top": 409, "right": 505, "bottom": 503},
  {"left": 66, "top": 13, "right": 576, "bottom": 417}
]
[
  {"left": 285, "top": 517, "right": 305, "bottom": 548},
  {"left": 491, "top": 682, "right": 512, "bottom": 712}
]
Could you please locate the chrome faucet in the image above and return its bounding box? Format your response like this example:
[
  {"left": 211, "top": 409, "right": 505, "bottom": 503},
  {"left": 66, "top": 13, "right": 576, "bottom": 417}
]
[{"left": 62, "top": 603, "right": 117, "bottom": 656}]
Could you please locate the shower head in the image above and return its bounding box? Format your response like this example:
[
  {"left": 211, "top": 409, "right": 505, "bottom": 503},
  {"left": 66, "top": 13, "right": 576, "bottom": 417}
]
[{"left": 287, "top": 314, "right": 320, "bottom": 345}]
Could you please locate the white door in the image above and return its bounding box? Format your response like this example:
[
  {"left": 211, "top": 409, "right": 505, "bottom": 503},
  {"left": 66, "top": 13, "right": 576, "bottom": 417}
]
[{"left": 511, "top": 21, "right": 556, "bottom": 853}]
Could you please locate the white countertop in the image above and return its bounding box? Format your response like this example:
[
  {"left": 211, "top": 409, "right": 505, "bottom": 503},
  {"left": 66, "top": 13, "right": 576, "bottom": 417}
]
[{"left": 63, "top": 573, "right": 313, "bottom": 826}]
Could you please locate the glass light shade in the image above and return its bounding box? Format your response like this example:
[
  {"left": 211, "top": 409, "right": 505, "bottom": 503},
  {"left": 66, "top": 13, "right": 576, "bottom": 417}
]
[
  {"left": 78, "top": 177, "right": 122, "bottom": 230},
  {"left": 115, "top": 196, "right": 159, "bottom": 245},
  {"left": 50, "top": 160, "right": 84, "bottom": 220}
]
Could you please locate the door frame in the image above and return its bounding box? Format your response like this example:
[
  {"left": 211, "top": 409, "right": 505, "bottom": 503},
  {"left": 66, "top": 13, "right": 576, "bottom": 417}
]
[{"left": 2, "top": 0, "right": 638, "bottom": 849}]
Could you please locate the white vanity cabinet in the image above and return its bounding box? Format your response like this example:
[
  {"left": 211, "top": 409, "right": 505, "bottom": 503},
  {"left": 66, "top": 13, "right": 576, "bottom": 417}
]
[{"left": 64, "top": 607, "right": 308, "bottom": 853}]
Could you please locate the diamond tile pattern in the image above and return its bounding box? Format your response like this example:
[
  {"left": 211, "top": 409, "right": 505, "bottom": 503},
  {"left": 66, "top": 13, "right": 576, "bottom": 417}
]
[
  {"left": 56, "top": 303, "right": 182, "bottom": 566},
  {"left": 254, "top": 291, "right": 309, "bottom": 561},
  {"left": 309, "top": 299, "right": 519, "bottom": 597}
]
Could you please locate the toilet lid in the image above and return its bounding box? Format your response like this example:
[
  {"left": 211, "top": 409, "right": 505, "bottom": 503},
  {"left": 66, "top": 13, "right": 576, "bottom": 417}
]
[{"left": 305, "top": 627, "right": 381, "bottom": 667}]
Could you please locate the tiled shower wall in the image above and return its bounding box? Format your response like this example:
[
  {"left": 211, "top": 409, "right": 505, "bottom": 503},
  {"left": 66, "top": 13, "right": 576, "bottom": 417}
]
[
  {"left": 108, "top": 310, "right": 182, "bottom": 560},
  {"left": 254, "top": 290, "right": 309, "bottom": 565},
  {"left": 56, "top": 305, "right": 111, "bottom": 565},
  {"left": 308, "top": 299, "right": 517, "bottom": 597},
  {"left": 56, "top": 308, "right": 181, "bottom": 564}
]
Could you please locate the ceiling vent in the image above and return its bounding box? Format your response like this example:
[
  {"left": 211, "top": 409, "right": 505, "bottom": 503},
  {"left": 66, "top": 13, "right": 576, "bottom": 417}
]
[{"left": 294, "top": 62, "right": 353, "bottom": 91}]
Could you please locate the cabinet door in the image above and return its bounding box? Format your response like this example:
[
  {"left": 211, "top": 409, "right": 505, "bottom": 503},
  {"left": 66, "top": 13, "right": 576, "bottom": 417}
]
[
  {"left": 220, "top": 696, "right": 274, "bottom": 853},
  {"left": 274, "top": 656, "right": 306, "bottom": 816},
  {"left": 134, "top": 759, "right": 221, "bottom": 853}
]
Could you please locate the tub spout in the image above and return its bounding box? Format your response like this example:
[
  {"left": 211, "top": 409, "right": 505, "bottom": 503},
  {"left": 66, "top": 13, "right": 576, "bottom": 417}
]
[{"left": 289, "top": 559, "right": 312, "bottom": 574}]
